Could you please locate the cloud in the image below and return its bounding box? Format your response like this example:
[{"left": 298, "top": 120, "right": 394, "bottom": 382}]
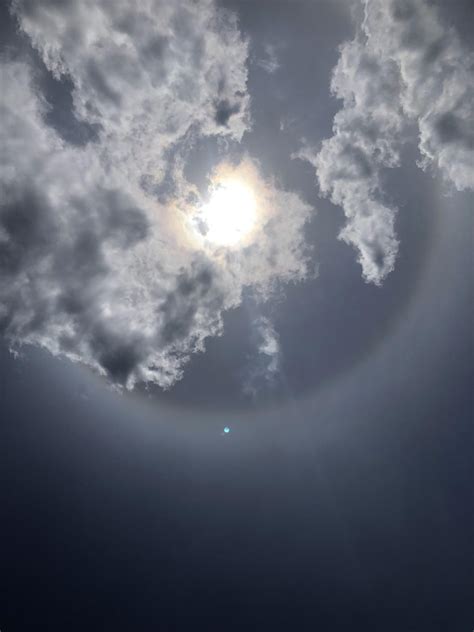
[
  {"left": 367, "top": 0, "right": 474, "bottom": 192},
  {"left": 296, "top": 0, "right": 474, "bottom": 285},
  {"left": 257, "top": 43, "right": 280, "bottom": 74},
  {"left": 243, "top": 317, "right": 281, "bottom": 397},
  {"left": 187, "top": 158, "right": 314, "bottom": 294},
  {"left": 1, "top": 1, "right": 314, "bottom": 389},
  {"left": 11, "top": 0, "right": 251, "bottom": 180}
]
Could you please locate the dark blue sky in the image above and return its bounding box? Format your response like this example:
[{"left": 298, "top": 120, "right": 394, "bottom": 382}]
[{"left": 1, "top": 1, "right": 473, "bottom": 630}]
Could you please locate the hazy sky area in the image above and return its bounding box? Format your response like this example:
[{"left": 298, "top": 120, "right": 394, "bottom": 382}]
[{"left": 1, "top": 1, "right": 473, "bottom": 630}]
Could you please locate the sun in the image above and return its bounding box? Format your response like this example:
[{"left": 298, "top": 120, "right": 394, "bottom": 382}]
[{"left": 200, "top": 179, "right": 257, "bottom": 246}]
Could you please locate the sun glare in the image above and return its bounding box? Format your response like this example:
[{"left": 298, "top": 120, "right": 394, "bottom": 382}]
[{"left": 201, "top": 179, "right": 257, "bottom": 246}]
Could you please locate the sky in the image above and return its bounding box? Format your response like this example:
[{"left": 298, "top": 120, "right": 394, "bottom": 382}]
[{"left": 0, "top": 1, "right": 473, "bottom": 630}]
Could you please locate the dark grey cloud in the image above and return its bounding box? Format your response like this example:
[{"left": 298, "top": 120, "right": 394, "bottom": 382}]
[{"left": 214, "top": 99, "right": 242, "bottom": 127}]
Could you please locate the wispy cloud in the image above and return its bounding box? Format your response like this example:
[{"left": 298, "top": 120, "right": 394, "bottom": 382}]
[
  {"left": 256, "top": 43, "right": 280, "bottom": 74},
  {"left": 243, "top": 317, "right": 281, "bottom": 397}
]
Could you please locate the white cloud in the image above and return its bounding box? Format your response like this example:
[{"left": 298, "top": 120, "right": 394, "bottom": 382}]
[
  {"left": 11, "top": 0, "right": 251, "bottom": 181},
  {"left": 257, "top": 43, "right": 280, "bottom": 74},
  {"left": 366, "top": 0, "right": 474, "bottom": 192},
  {"left": 243, "top": 317, "right": 281, "bottom": 397},
  {"left": 296, "top": 0, "right": 474, "bottom": 285},
  {"left": 1, "top": 0, "right": 314, "bottom": 389}
]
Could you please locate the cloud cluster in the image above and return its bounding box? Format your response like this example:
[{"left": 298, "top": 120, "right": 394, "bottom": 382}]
[
  {"left": 1, "top": 0, "right": 313, "bottom": 389},
  {"left": 12, "top": 0, "right": 251, "bottom": 180},
  {"left": 297, "top": 0, "right": 474, "bottom": 284}
]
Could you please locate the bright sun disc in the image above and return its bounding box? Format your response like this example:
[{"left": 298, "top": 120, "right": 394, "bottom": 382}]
[{"left": 201, "top": 179, "right": 257, "bottom": 246}]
